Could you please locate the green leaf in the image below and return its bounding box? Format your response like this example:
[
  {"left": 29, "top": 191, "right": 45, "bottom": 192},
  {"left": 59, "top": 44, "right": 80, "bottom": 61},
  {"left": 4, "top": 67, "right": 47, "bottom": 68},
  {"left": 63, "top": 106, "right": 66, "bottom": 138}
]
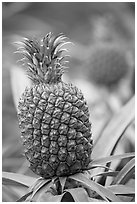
[
  {"left": 2, "top": 172, "right": 37, "bottom": 188},
  {"left": 3, "top": 178, "right": 29, "bottom": 188},
  {"left": 131, "top": 196, "right": 135, "bottom": 201},
  {"left": 107, "top": 185, "right": 135, "bottom": 195},
  {"left": 27, "top": 178, "right": 51, "bottom": 201},
  {"left": 61, "top": 192, "right": 75, "bottom": 202},
  {"left": 118, "top": 195, "right": 134, "bottom": 202},
  {"left": 38, "top": 191, "right": 65, "bottom": 202},
  {"left": 91, "top": 171, "right": 118, "bottom": 178},
  {"left": 92, "top": 96, "right": 135, "bottom": 159},
  {"left": 16, "top": 191, "right": 33, "bottom": 202},
  {"left": 87, "top": 164, "right": 113, "bottom": 171},
  {"left": 88, "top": 197, "right": 105, "bottom": 202},
  {"left": 111, "top": 158, "right": 135, "bottom": 185},
  {"left": 121, "top": 168, "right": 135, "bottom": 185},
  {"left": 34, "top": 180, "right": 53, "bottom": 201},
  {"left": 28, "top": 177, "right": 44, "bottom": 192},
  {"left": 86, "top": 153, "right": 135, "bottom": 185},
  {"left": 59, "top": 177, "right": 67, "bottom": 193},
  {"left": 2, "top": 185, "right": 19, "bottom": 202},
  {"left": 69, "top": 173, "right": 121, "bottom": 202},
  {"left": 89, "top": 152, "right": 135, "bottom": 166},
  {"left": 65, "top": 188, "right": 89, "bottom": 202}
]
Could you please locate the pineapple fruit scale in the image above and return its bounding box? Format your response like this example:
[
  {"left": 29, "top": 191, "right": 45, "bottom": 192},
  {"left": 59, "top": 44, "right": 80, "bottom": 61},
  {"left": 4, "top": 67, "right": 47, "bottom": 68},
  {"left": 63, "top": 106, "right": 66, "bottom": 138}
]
[{"left": 16, "top": 32, "right": 93, "bottom": 179}]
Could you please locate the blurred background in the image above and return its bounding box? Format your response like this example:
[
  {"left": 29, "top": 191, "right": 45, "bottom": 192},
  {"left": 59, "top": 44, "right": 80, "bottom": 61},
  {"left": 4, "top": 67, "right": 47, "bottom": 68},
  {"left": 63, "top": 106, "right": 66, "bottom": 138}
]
[{"left": 2, "top": 2, "right": 135, "bottom": 185}]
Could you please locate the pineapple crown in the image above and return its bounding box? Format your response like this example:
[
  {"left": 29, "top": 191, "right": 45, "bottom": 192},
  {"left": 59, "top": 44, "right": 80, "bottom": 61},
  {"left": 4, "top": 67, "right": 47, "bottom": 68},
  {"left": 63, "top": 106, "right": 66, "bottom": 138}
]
[{"left": 15, "top": 32, "right": 72, "bottom": 84}]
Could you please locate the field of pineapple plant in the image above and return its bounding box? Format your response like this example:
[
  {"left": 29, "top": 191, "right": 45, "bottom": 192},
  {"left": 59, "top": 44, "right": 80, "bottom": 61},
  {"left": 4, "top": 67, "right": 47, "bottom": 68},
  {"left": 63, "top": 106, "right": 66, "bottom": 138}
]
[{"left": 2, "top": 2, "right": 135, "bottom": 202}]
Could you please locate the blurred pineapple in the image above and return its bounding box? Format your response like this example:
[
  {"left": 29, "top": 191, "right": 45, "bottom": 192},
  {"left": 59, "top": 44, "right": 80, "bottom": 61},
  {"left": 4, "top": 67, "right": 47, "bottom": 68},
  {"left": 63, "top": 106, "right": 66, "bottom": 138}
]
[{"left": 87, "top": 43, "right": 131, "bottom": 88}]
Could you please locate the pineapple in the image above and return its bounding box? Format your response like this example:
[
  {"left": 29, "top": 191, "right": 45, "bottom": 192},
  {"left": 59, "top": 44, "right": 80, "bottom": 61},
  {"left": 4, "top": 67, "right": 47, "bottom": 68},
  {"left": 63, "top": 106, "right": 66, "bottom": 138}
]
[
  {"left": 87, "top": 44, "right": 129, "bottom": 88},
  {"left": 16, "top": 32, "right": 93, "bottom": 179}
]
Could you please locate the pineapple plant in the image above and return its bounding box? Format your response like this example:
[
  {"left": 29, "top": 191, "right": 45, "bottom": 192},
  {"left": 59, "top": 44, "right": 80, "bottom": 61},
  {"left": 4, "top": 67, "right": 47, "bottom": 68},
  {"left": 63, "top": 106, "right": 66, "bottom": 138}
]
[
  {"left": 87, "top": 44, "right": 130, "bottom": 88},
  {"left": 15, "top": 32, "right": 93, "bottom": 179},
  {"left": 2, "top": 32, "right": 135, "bottom": 202}
]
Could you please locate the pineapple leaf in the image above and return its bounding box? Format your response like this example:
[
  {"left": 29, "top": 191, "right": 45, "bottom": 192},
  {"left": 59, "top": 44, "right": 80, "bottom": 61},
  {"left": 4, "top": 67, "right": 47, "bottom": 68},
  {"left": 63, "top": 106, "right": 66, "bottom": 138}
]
[
  {"left": 22, "top": 41, "right": 37, "bottom": 54},
  {"left": 87, "top": 153, "right": 135, "bottom": 185},
  {"left": 23, "top": 37, "right": 40, "bottom": 53},
  {"left": 27, "top": 62, "right": 36, "bottom": 73},
  {"left": 61, "top": 192, "right": 75, "bottom": 202},
  {"left": 16, "top": 57, "right": 27, "bottom": 63},
  {"left": 2, "top": 172, "right": 37, "bottom": 188},
  {"left": 15, "top": 33, "right": 71, "bottom": 84},
  {"left": 118, "top": 195, "right": 135, "bottom": 202},
  {"left": 21, "top": 51, "right": 33, "bottom": 62},
  {"left": 69, "top": 173, "right": 121, "bottom": 202},
  {"left": 131, "top": 196, "right": 135, "bottom": 201},
  {"left": 88, "top": 164, "right": 115, "bottom": 171},
  {"left": 92, "top": 96, "right": 135, "bottom": 159},
  {"left": 2, "top": 178, "right": 29, "bottom": 188},
  {"left": 54, "top": 41, "right": 72, "bottom": 55},
  {"left": 89, "top": 152, "right": 135, "bottom": 166},
  {"left": 53, "top": 49, "right": 67, "bottom": 59},
  {"left": 27, "top": 178, "right": 51, "bottom": 202},
  {"left": 59, "top": 177, "right": 67, "bottom": 193},
  {"left": 33, "top": 180, "right": 55, "bottom": 201},
  {"left": 28, "top": 177, "right": 50, "bottom": 193},
  {"left": 3, "top": 185, "right": 20, "bottom": 202},
  {"left": 107, "top": 185, "right": 135, "bottom": 195},
  {"left": 88, "top": 197, "right": 105, "bottom": 202},
  {"left": 65, "top": 188, "right": 89, "bottom": 202},
  {"left": 91, "top": 171, "right": 119, "bottom": 179},
  {"left": 52, "top": 33, "right": 68, "bottom": 48},
  {"left": 37, "top": 191, "right": 65, "bottom": 202},
  {"left": 111, "top": 157, "right": 135, "bottom": 185},
  {"left": 16, "top": 191, "right": 33, "bottom": 202}
]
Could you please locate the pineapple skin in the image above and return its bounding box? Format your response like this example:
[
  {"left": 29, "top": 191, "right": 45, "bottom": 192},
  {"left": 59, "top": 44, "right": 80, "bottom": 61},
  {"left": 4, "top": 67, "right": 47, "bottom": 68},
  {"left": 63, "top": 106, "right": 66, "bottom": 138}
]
[{"left": 18, "top": 81, "right": 93, "bottom": 178}]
